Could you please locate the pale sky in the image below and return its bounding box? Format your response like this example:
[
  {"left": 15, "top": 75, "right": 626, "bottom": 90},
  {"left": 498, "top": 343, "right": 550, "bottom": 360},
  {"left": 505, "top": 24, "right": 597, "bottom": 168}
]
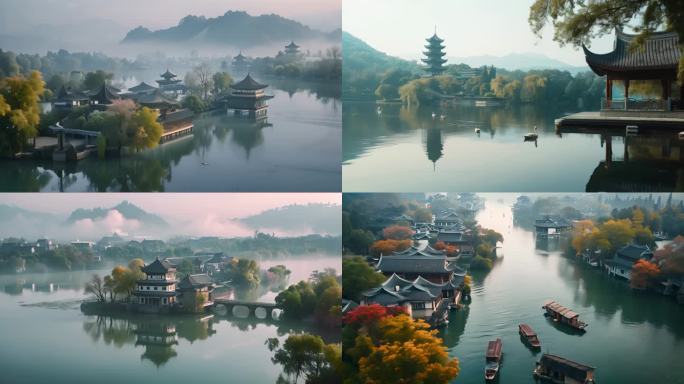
[
  {"left": 0, "top": 0, "right": 341, "bottom": 32},
  {"left": 343, "top": 0, "right": 615, "bottom": 66},
  {"left": 0, "top": 193, "right": 341, "bottom": 220}
]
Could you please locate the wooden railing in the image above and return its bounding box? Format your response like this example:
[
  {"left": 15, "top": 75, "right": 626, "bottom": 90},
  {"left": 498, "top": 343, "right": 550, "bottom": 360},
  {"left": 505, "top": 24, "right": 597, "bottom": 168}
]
[{"left": 601, "top": 98, "right": 670, "bottom": 111}]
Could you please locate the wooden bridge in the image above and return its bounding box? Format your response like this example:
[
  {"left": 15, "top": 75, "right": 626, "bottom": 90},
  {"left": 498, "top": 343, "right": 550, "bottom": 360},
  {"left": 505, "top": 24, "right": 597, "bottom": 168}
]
[{"left": 211, "top": 297, "right": 281, "bottom": 320}]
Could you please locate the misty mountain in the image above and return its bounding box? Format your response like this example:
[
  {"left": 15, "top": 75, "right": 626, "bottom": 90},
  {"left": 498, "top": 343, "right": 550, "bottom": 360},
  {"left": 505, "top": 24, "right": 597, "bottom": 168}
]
[
  {"left": 0, "top": 205, "right": 55, "bottom": 223},
  {"left": 239, "top": 204, "right": 341, "bottom": 235},
  {"left": 446, "top": 52, "right": 586, "bottom": 73},
  {"left": 123, "top": 11, "right": 337, "bottom": 48},
  {"left": 66, "top": 201, "right": 167, "bottom": 227}
]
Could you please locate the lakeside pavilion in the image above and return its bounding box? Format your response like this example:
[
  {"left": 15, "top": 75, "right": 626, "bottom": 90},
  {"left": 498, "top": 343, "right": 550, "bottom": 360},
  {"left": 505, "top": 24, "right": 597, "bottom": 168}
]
[
  {"left": 224, "top": 74, "right": 274, "bottom": 119},
  {"left": 583, "top": 30, "right": 682, "bottom": 111},
  {"left": 232, "top": 51, "right": 250, "bottom": 72},
  {"left": 284, "top": 41, "right": 300, "bottom": 56}
]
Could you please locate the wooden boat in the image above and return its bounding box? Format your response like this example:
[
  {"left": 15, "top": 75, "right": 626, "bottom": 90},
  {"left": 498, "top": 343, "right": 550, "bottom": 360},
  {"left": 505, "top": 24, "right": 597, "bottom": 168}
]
[
  {"left": 518, "top": 323, "right": 541, "bottom": 349},
  {"left": 533, "top": 353, "right": 595, "bottom": 383},
  {"left": 542, "top": 300, "right": 587, "bottom": 331},
  {"left": 484, "top": 338, "right": 503, "bottom": 381}
]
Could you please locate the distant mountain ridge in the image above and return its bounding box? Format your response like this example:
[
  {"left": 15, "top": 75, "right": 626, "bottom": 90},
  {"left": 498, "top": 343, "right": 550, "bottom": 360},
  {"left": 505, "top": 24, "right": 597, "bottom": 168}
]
[
  {"left": 445, "top": 52, "right": 586, "bottom": 73},
  {"left": 240, "top": 203, "right": 341, "bottom": 235},
  {"left": 123, "top": 10, "right": 337, "bottom": 47},
  {"left": 0, "top": 204, "right": 55, "bottom": 223},
  {"left": 66, "top": 201, "right": 167, "bottom": 227},
  {"left": 342, "top": 31, "right": 418, "bottom": 73}
]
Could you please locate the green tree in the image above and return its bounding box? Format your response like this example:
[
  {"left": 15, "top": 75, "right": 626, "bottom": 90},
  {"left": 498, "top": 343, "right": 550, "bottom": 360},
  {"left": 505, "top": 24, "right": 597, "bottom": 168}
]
[
  {"left": 177, "top": 258, "right": 194, "bottom": 278},
  {"left": 212, "top": 72, "right": 233, "bottom": 94},
  {"left": 0, "top": 71, "right": 45, "bottom": 156},
  {"left": 342, "top": 256, "right": 386, "bottom": 301},
  {"left": 83, "top": 70, "right": 113, "bottom": 90},
  {"left": 529, "top": 0, "right": 684, "bottom": 81},
  {"left": 266, "top": 334, "right": 340, "bottom": 384},
  {"left": 181, "top": 94, "right": 206, "bottom": 114}
]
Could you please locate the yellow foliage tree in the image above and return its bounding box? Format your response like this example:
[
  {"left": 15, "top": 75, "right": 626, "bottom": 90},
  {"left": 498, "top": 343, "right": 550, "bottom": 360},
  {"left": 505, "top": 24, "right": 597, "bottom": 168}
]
[
  {"left": 358, "top": 315, "right": 459, "bottom": 384},
  {"left": 127, "top": 107, "right": 163, "bottom": 151}
]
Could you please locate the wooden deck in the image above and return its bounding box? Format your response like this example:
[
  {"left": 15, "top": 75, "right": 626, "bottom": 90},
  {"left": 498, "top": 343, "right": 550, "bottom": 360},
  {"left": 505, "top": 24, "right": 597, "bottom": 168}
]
[{"left": 555, "top": 111, "right": 684, "bottom": 130}]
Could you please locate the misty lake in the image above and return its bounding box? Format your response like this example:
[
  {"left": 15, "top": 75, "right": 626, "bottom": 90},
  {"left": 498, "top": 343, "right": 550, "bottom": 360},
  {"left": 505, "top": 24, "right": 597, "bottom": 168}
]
[
  {"left": 0, "top": 78, "right": 341, "bottom": 192},
  {"left": 343, "top": 102, "right": 684, "bottom": 192},
  {"left": 0, "top": 255, "right": 340, "bottom": 384}
]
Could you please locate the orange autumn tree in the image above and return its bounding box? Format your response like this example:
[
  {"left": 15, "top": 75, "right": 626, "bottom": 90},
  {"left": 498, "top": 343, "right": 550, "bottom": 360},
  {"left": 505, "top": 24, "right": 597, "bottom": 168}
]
[
  {"left": 370, "top": 239, "right": 411, "bottom": 256},
  {"left": 343, "top": 305, "right": 459, "bottom": 384},
  {"left": 630, "top": 259, "right": 661, "bottom": 289},
  {"left": 433, "top": 241, "right": 458, "bottom": 257},
  {"left": 382, "top": 225, "right": 415, "bottom": 240}
]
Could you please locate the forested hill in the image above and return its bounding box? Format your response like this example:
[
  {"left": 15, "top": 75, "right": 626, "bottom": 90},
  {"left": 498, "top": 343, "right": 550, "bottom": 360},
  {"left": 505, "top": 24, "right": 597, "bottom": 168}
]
[
  {"left": 123, "top": 11, "right": 338, "bottom": 47},
  {"left": 342, "top": 32, "right": 419, "bottom": 74}
]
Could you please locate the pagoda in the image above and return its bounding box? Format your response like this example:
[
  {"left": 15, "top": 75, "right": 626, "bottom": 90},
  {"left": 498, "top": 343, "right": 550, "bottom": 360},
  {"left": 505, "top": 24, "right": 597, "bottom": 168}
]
[
  {"left": 422, "top": 29, "right": 447, "bottom": 76},
  {"left": 284, "top": 41, "right": 300, "bottom": 56},
  {"left": 224, "top": 73, "right": 274, "bottom": 119},
  {"left": 156, "top": 69, "right": 184, "bottom": 92},
  {"left": 232, "top": 51, "right": 250, "bottom": 72},
  {"left": 132, "top": 258, "right": 178, "bottom": 309}
]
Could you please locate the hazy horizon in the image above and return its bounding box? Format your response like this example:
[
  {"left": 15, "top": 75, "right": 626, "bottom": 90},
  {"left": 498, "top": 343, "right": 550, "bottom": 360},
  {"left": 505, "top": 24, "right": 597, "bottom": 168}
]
[
  {"left": 0, "top": 0, "right": 341, "bottom": 57},
  {"left": 343, "top": 0, "right": 615, "bottom": 67},
  {"left": 0, "top": 194, "right": 341, "bottom": 241}
]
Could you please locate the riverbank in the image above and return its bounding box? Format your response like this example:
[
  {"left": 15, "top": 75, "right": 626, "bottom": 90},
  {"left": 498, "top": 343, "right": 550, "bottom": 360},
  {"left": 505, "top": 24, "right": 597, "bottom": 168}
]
[{"left": 440, "top": 197, "right": 684, "bottom": 383}]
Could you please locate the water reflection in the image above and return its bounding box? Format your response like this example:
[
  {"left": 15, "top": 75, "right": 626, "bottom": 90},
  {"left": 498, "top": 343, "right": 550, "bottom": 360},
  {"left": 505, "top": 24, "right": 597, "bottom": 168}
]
[
  {"left": 343, "top": 102, "right": 684, "bottom": 192},
  {"left": 83, "top": 315, "right": 216, "bottom": 367},
  {"left": 0, "top": 81, "right": 341, "bottom": 192}
]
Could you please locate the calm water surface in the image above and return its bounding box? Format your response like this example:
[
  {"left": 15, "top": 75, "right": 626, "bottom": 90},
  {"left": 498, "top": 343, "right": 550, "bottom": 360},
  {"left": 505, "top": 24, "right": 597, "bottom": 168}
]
[
  {"left": 0, "top": 255, "right": 339, "bottom": 384},
  {"left": 343, "top": 103, "right": 684, "bottom": 192},
  {"left": 442, "top": 197, "right": 684, "bottom": 384},
  {"left": 1, "top": 79, "right": 341, "bottom": 192}
]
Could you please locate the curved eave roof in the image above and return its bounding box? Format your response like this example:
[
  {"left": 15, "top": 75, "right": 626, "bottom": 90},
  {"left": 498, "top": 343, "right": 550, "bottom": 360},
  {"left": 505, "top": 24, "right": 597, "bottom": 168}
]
[
  {"left": 231, "top": 74, "right": 268, "bottom": 90},
  {"left": 426, "top": 34, "right": 444, "bottom": 43},
  {"left": 583, "top": 30, "right": 680, "bottom": 76}
]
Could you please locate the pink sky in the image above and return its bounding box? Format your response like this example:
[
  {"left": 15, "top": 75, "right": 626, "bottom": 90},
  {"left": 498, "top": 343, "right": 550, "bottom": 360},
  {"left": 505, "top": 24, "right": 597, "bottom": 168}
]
[{"left": 0, "top": 193, "right": 341, "bottom": 220}]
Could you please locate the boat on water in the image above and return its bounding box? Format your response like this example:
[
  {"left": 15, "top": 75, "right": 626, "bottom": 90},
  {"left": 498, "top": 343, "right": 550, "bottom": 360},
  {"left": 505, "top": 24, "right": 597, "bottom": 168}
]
[
  {"left": 519, "top": 323, "right": 541, "bottom": 349},
  {"left": 542, "top": 300, "right": 588, "bottom": 331},
  {"left": 484, "top": 338, "right": 503, "bottom": 381},
  {"left": 533, "top": 353, "right": 595, "bottom": 383}
]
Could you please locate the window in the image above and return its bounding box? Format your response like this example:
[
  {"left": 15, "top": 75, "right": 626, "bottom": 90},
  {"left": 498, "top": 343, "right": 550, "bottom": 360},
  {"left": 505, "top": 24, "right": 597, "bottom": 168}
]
[
  {"left": 163, "top": 298, "right": 167, "bottom": 304},
  {"left": 411, "top": 302, "right": 426, "bottom": 310},
  {"left": 154, "top": 286, "right": 158, "bottom": 291}
]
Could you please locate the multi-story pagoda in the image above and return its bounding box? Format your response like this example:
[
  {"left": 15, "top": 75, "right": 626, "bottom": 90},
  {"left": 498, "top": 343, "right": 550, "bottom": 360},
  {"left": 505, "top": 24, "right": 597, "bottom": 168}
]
[
  {"left": 422, "top": 29, "right": 447, "bottom": 76},
  {"left": 132, "top": 258, "right": 178, "bottom": 308},
  {"left": 156, "top": 69, "right": 184, "bottom": 93},
  {"left": 232, "top": 51, "right": 250, "bottom": 73},
  {"left": 224, "top": 73, "right": 274, "bottom": 119},
  {"left": 284, "top": 41, "right": 300, "bottom": 56}
]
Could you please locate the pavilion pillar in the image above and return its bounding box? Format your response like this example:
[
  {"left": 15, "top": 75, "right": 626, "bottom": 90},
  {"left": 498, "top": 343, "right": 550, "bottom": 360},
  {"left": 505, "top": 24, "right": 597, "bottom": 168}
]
[
  {"left": 623, "top": 136, "right": 629, "bottom": 162},
  {"left": 624, "top": 79, "right": 630, "bottom": 100},
  {"left": 606, "top": 78, "right": 612, "bottom": 101}
]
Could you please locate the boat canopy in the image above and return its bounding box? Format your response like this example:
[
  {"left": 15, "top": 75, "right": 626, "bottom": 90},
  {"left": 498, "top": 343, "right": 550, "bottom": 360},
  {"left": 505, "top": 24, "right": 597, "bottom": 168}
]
[{"left": 544, "top": 300, "right": 579, "bottom": 319}]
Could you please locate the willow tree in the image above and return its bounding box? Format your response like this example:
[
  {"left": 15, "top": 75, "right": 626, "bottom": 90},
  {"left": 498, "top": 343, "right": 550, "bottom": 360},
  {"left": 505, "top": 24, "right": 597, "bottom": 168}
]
[
  {"left": 0, "top": 71, "right": 44, "bottom": 156},
  {"left": 529, "top": 0, "right": 684, "bottom": 80}
]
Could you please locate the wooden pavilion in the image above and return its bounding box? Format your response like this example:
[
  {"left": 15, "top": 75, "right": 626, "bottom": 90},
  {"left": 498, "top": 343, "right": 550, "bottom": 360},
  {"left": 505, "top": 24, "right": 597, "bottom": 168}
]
[{"left": 583, "top": 30, "right": 682, "bottom": 111}]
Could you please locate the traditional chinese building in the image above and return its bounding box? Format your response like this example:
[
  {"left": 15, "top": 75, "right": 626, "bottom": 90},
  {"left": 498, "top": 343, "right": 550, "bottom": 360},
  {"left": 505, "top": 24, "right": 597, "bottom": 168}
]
[
  {"left": 605, "top": 243, "right": 653, "bottom": 280},
  {"left": 232, "top": 51, "right": 250, "bottom": 72},
  {"left": 89, "top": 84, "right": 121, "bottom": 107},
  {"left": 377, "top": 245, "right": 465, "bottom": 283},
  {"left": 224, "top": 74, "right": 274, "bottom": 119},
  {"left": 53, "top": 86, "right": 90, "bottom": 110},
  {"left": 128, "top": 82, "right": 158, "bottom": 95},
  {"left": 422, "top": 30, "right": 447, "bottom": 76},
  {"left": 176, "top": 274, "right": 215, "bottom": 311},
  {"left": 156, "top": 69, "right": 185, "bottom": 93},
  {"left": 583, "top": 30, "right": 682, "bottom": 111},
  {"left": 284, "top": 41, "right": 300, "bottom": 56},
  {"left": 132, "top": 258, "right": 178, "bottom": 308}
]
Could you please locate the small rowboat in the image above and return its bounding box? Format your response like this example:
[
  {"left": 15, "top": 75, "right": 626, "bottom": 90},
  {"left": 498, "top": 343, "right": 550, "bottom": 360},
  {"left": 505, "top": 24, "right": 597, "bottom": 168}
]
[{"left": 485, "top": 338, "right": 503, "bottom": 381}]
